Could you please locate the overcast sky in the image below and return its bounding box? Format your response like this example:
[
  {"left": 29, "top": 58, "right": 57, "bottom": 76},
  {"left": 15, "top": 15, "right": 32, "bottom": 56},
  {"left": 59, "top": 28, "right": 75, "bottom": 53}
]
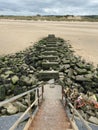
[{"left": 0, "top": 0, "right": 98, "bottom": 16}]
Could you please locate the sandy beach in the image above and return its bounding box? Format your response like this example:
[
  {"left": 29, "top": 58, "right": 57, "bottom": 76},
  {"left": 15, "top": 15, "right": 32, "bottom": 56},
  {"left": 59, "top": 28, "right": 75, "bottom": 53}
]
[{"left": 0, "top": 19, "right": 98, "bottom": 66}]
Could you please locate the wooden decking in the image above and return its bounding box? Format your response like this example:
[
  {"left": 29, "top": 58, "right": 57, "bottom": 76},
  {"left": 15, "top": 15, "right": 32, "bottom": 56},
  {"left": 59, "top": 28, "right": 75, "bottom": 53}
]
[{"left": 28, "top": 84, "right": 73, "bottom": 130}]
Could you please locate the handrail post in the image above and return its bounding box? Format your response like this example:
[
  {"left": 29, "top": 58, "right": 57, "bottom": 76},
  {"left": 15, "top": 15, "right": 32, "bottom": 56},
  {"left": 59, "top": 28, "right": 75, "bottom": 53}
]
[
  {"left": 0, "top": 85, "right": 44, "bottom": 130},
  {"left": 68, "top": 101, "right": 92, "bottom": 130},
  {"left": 27, "top": 93, "right": 32, "bottom": 118},
  {"left": 63, "top": 90, "right": 92, "bottom": 130},
  {"left": 37, "top": 88, "right": 39, "bottom": 105},
  {"left": 62, "top": 86, "right": 66, "bottom": 107},
  {"left": 35, "top": 89, "right": 38, "bottom": 106},
  {"left": 71, "top": 101, "right": 76, "bottom": 121},
  {"left": 62, "top": 86, "right": 64, "bottom": 101},
  {"left": 42, "top": 86, "right": 44, "bottom": 100},
  {"left": 9, "top": 98, "right": 38, "bottom": 130}
]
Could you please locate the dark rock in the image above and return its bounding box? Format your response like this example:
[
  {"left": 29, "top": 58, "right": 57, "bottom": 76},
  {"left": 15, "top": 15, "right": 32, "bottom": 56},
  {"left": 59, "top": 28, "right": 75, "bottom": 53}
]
[
  {"left": 68, "top": 68, "right": 74, "bottom": 77},
  {"left": 75, "top": 67, "right": 87, "bottom": 75},
  {"left": 86, "top": 111, "right": 96, "bottom": 117},
  {"left": 84, "top": 74, "right": 93, "bottom": 79},
  {"left": 76, "top": 62, "right": 85, "bottom": 68},
  {"left": 62, "top": 59, "right": 70, "bottom": 64},
  {"left": 0, "top": 85, "right": 5, "bottom": 101},
  {"left": 75, "top": 75, "right": 91, "bottom": 82},
  {"left": 64, "top": 64, "right": 70, "bottom": 69},
  {"left": 5, "top": 70, "right": 13, "bottom": 75},
  {"left": 14, "top": 86, "right": 24, "bottom": 96}
]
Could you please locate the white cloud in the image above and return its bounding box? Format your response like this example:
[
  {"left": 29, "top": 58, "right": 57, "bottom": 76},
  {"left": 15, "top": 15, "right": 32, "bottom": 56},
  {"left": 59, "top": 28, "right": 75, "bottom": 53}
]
[
  {"left": 0, "top": 0, "right": 98, "bottom": 15},
  {"left": 44, "top": 8, "right": 60, "bottom": 14},
  {"left": 90, "top": 0, "right": 98, "bottom": 3}
]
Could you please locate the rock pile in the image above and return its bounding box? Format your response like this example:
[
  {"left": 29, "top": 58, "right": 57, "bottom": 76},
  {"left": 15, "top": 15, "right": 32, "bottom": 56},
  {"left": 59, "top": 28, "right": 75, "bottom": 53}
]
[
  {"left": 0, "top": 51, "right": 37, "bottom": 101},
  {"left": 64, "top": 87, "right": 98, "bottom": 124},
  {"left": 0, "top": 34, "right": 98, "bottom": 123},
  {"left": 0, "top": 45, "right": 40, "bottom": 115}
]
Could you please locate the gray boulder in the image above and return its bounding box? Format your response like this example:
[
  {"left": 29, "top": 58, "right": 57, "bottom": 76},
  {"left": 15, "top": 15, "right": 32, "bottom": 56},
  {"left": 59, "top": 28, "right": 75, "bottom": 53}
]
[
  {"left": 3, "top": 103, "right": 18, "bottom": 115},
  {"left": 75, "top": 67, "right": 87, "bottom": 75},
  {"left": 13, "top": 101, "right": 27, "bottom": 112},
  {"left": 5, "top": 70, "right": 13, "bottom": 75},
  {"left": 88, "top": 116, "right": 98, "bottom": 125},
  {"left": 11, "top": 75, "right": 19, "bottom": 84},
  {"left": 75, "top": 75, "right": 91, "bottom": 81},
  {"left": 68, "top": 68, "right": 74, "bottom": 77}
]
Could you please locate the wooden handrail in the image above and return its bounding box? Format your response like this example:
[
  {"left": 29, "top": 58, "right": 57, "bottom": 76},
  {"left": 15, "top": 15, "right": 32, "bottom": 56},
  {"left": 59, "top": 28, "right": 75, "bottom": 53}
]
[
  {"left": 0, "top": 81, "right": 44, "bottom": 130},
  {"left": 0, "top": 87, "right": 37, "bottom": 107},
  {"left": 68, "top": 101, "right": 92, "bottom": 130},
  {"left": 0, "top": 81, "right": 43, "bottom": 107},
  {"left": 10, "top": 98, "right": 38, "bottom": 130},
  {"left": 62, "top": 86, "right": 92, "bottom": 130}
]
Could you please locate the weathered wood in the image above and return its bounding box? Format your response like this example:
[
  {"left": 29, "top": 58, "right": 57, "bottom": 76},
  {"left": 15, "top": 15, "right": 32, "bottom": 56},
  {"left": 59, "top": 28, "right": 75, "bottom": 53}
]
[
  {"left": 42, "top": 62, "right": 59, "bottom": 69},
  {"left": 42, "top": 51, "right": 57, "bottom": 56},
  {"left": 42, "top": 86, "right": 44, "bottom": 100},
  {"left": 68, "top": 102, "right": 92, "bottom": 130},
  {"left": 62, "top": 86, "right": 92, "bottom": 130},
  {"left": 37, "top": 89, "right": 39, "bottom": 105},
  {"left": 0, "top": 87, "right": 36, "bottom": 107},
  {"left": 38, "top": 70, "right": 59, "bottom": 80},
  {"left": 40, "top": 55, "right": 58, "bottom": 61},
  {"left": 46, "top": 44, "right": 57, "bottom": 47},
  {"left": 0, "top": 82, "right": 43, "bottom": 107},
  {"left": 27, "top": 93, "right": 32, "bottom": 117},
  {"left": 44, "top": 47, "right": 58, "bottom": 51},
  {"left": 23, "top": 107, "right": 38, "bottom": 130},
  {"left": 10, "top": 98, "right": 38, "bottom": 130},
  {"left": 46, "top": 41, "right": 57, "bottom": 44}
]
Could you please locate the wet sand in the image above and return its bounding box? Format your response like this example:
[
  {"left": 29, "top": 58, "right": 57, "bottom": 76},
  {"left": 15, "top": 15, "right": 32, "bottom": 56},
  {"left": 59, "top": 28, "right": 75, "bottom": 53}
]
[{"left": 0, "top": 19, "right": 98, "bottom": 66}]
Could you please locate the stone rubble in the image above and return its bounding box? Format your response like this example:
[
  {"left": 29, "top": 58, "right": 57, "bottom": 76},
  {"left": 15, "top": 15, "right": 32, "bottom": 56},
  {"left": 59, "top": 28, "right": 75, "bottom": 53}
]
[{"left": 0, "top": 34, "right": 98, "bottom": 125}]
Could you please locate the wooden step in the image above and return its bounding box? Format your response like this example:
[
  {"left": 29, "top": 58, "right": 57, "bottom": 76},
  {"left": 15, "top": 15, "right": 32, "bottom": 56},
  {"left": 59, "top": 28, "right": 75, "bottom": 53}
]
[
  {"left": 38, "top": 70, "right": 59, "bottom": 80},
  {"left": 66, "top": 129, "right": 74, "bottom": 130},
  {"left": 46, "top": 41, "right": 57, "bottom": 44},
  {"left": 40, "top": 55, "right": 59, "bottom": 61},
  {"left": 46, "top": 44, "right": 57, "bottom": 47},
  {"left": 42, "top": 51, "right": 57, "bottom": 55},
  {"left": 44, "top": 47, "right": 58, "bottom": 51},
  {"left": 42, "top": 61, "right": 59, "bottom": 69}
]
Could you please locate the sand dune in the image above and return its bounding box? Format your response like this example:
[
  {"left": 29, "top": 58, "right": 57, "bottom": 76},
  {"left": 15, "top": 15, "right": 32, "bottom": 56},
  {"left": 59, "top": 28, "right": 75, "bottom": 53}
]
[{"left": 0, "top": 19, "right": 98, "bottom": 66}]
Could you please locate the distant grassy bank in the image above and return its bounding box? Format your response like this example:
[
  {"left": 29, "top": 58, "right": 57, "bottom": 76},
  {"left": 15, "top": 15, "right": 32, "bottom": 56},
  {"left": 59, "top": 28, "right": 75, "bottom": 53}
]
[{"left": 0, "top": 15, "right": 98, "bottom": 22}]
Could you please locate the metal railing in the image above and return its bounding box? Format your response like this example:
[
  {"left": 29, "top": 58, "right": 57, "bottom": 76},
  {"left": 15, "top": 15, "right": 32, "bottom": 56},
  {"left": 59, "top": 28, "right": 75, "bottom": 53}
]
[
  {"left": 0, "top": 82, "right": 44, "bottom": 130},
  {"left": 62, "top": 86, "right": 92, "bottom": 130}
]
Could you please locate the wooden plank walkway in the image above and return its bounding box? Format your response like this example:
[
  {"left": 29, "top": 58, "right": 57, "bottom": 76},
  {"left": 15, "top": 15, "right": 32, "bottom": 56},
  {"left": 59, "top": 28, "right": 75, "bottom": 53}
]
[{"left": 28, "top": 84, "right": 72, "bottom": 130}]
